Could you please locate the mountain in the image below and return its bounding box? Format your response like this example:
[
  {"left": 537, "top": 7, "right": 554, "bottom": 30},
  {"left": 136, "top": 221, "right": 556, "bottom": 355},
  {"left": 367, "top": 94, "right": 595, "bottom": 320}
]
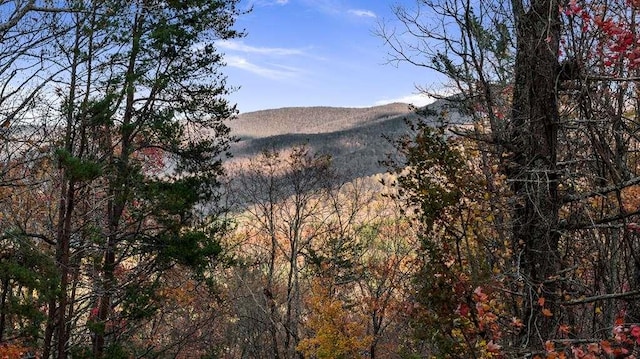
[
  {"left": 227, "top": 99, "right": 467, "bottom": 179},
  {"left": 230, "top": 102, "right": 413, "bottom": 139}
]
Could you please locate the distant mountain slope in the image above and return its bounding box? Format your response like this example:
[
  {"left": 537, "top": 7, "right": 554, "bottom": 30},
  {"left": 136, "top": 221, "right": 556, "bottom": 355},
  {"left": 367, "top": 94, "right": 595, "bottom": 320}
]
[
  {"left": 227, "top": 99, "right": 466, "bottom": 179},
  {"left": 230, "top": 102, "right": 413, "bottom": 138}
]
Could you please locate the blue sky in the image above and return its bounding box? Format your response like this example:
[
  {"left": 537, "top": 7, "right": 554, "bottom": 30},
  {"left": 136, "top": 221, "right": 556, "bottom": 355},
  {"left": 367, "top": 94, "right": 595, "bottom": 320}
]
[{"left": 221, "top": 0, "right": 441, "bottom": 113}]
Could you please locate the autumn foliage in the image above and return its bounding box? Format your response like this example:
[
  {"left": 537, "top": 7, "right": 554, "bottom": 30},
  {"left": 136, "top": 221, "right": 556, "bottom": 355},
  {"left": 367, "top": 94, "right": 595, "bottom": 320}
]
[
  {"left": 7, "top": 0, "right": 640, "bottom": 357},
  {"left": 297, "top": 280, "right": 372, "bottom": 359}
]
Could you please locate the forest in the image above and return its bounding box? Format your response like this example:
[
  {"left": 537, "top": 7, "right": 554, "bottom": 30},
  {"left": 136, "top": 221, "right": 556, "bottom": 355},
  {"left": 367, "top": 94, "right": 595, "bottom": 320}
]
[{"left": 2, "top": 0, "right": 640, "bottom": 358}]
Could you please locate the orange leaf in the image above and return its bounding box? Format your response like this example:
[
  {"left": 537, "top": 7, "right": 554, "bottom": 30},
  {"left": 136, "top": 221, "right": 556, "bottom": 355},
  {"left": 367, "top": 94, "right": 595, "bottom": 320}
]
[
  {"left": 587, "top": 343, "right": 600, "bottom": 354},
  {"left": 545, "top": 340, "right": 555, "bottom": 353},
  {"left": 542, "top": 308, "right": 553, "bottom": 317},
  {"left": 538, "top": 297, "right": 546, "bottom": 307},
  {"left": 511, "top": 317, "right": 524, "bottom": 328}
]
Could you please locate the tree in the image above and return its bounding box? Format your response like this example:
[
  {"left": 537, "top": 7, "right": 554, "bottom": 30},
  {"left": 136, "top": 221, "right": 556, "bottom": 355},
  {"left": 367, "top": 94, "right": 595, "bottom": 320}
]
[
  {"left": 226, "top": 145, "right": 420, "bottom": 358},
  {"left": 297, "top": 280, "right": 372, "bottom": 359},
  {"left": 0, "top": 3, "right": 74, "bottom": 354},
  {"left": 355, "top": 210, "right": 419, "bottom": 358},
  {"left": 228, "top": 146, "right": 336, "bottom": 358},
  {"left": 380, "top": 0, "right": 640, "bottom": 354},
  {"left": 0, "top": 0, "right": 242, "bottom": 357},
  {"left": 385, "top": 121, "right": 511, "bottom": 358}
]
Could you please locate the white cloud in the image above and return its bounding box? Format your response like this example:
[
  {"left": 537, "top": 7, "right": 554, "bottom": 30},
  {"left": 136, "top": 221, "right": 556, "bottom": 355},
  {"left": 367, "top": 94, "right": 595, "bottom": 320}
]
[
  {"left": 251, "top": 0, "right": 289, "bottom": 6},
  {"left": 217, "top": 40, "right": 306, "bottom": 57},
  {"left": 225, "top": 56, "right": 301, "bottom": 80},
  {"left": 300, "top": 1, "right": 375, "bottom": 18},
  {"left": 348, "top": 9, "right": 376, "bottom": 18},
  {"left": 374, "top": 93, "right": 436, "bottom": 107},
  {"left": 302, "top": 0, "right": 341, "bottom": 14}
]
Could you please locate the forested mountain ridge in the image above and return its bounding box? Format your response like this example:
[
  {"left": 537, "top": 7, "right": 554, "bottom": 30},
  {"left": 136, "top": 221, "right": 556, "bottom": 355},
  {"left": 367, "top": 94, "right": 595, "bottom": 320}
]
[
  {"left": 228, "top": 99, "right": 467, "bottom": 178},
  {"left": 230, "top": 102, "right": 412, "bottom": 138},
  {"left": 228, "top": 103, "right": 412, "bottom": 178}
]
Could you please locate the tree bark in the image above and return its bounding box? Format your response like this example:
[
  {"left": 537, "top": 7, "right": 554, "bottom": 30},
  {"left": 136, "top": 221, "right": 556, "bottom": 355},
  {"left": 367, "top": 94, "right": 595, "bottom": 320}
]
[{"left": 510, "top": 0, "right": 562, "bottom": 349}]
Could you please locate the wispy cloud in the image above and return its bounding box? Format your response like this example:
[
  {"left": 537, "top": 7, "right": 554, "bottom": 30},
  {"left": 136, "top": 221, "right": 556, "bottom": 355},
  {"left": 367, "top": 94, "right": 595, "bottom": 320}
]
[
  {"left": 301, "top": 1, "right": 376, "bottom": 18},
  {"left": 250, "top": 0, "right": 289, "bottom": 6},
  {"left": 217, "top": 40, "right": 306, "bottom": 57},
  {"left": 301, "top": 0, "right": 341, "bottom": 14},
  {"left": 348, "top": 9, "right": 376, "bottom": 18},
  {"left": 226, "top": 56, "right": 302, "bottom": 80},
  {"left": 375, "top": 93, "right": 435, "bottom": 107}
]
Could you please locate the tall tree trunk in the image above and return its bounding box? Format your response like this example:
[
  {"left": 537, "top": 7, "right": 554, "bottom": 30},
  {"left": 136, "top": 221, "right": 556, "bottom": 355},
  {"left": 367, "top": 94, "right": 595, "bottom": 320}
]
[
  {"left": 44, "top": 15, "right": 84, "bottom": 355},
  {"left": 284, "top": 240, "right": 297, "bottom": 357},
  {"left": 55, "top": 181, "right": 75, "bottom": 358},
  {"left": 268, "top": 229, "right": 281, "bottom": 359},
  {"left": 0, "top": 277, "right": 9, "bottom": 342},
  {"left": 510, "top": 0, "right": 561, "bottom": 349},
  {"left": 93, "top": 7, "right": 141, "bottom": 356}
]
